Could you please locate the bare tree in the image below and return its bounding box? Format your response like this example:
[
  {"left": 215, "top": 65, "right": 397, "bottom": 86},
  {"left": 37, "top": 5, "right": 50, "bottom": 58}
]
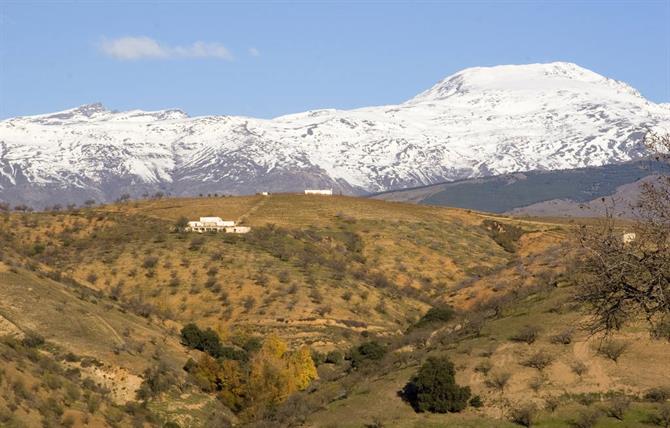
[{"left": 575, "top": 132, "right": 670, "bottom": 335}]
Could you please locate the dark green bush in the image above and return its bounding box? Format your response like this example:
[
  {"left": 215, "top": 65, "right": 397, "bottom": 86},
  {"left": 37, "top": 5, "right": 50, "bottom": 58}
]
[
  {"left": 242, "top": 337, "right": 262, "bottom": 354},
  {"left": 180, "top": 323, "right": 221, "bottom": 357},
  {"left": 349, "top": 341, "right": 387, "bottom": 368},
  {"left": 414, "top": 305, "right": 455, "bottom": 328},
  {"left": 402, "top": 356, "right": 471, "bottom": 413},
  {"left": 325, "top": 350, "right": 343, "bottom": 365},
  {"left": 469, "top": 395, "right": 483, "bottom": 408}
]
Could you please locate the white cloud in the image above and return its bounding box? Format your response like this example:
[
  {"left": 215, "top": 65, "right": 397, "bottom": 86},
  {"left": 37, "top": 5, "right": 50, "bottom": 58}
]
[
  {"left": 100, "top": 36, "right": 233, "bottom": 61},
  {"left": 248, "top": 47, "right": 260, "bottom": 57}
]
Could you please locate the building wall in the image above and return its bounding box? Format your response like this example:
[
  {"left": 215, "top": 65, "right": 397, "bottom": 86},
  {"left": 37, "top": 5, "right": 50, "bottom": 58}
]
[{"left": 304, "top": 189, "right": 333, "bottom": 195}]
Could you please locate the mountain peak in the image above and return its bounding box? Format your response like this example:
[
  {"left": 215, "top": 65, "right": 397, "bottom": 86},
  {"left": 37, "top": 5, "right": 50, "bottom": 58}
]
[
  {"left": 75, "top": 102, "right": 107, "bottom": 115},
  {"left": 408, "top": 62, "right": 639, "bottom": 103},
  {"left": 22, "top": 102, "right": 112, "bottom": 123}
]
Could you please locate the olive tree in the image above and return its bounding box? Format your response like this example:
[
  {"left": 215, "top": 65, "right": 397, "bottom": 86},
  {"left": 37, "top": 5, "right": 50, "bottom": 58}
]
[{"left": 575, "top": 132, "right": 670, "bottom": 335}]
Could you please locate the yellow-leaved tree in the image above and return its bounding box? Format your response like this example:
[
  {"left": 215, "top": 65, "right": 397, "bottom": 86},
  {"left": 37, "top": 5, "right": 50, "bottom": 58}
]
[
  {"left": 288, "top": 345, "right": 318, "bottom": 391},
  {"left": 244, "top": 335, "right": 317, "bottom": 417}
]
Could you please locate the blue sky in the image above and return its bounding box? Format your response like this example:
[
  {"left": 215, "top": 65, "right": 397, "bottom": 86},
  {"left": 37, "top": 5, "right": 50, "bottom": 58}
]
[{"left": 1, "top": 1, "right": 669, "bottom": 119}]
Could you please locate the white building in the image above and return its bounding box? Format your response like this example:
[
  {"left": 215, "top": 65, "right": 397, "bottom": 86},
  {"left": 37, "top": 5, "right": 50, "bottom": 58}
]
[
  {"left": 225, "top": 226, "right": 251, "bottom": 234},
  {"left": 622, "top": 232, "right": 637, "bottom": 244},
  {"left": 187, "top": 217, "right": 236, "bottom": 233},
  {"left": 304, "top": 189, "right": 333, "bottom": 196}
]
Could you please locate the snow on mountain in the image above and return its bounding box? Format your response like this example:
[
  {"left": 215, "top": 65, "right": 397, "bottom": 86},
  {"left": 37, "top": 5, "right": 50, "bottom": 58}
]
[{"left": 1, "top": 62, "right": 669, "bottom": 207}]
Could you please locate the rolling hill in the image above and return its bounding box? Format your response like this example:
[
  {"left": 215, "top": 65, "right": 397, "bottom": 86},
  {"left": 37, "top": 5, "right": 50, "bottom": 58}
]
[{"left": 0, "top": 195, "right": 668, "bottom": 427}]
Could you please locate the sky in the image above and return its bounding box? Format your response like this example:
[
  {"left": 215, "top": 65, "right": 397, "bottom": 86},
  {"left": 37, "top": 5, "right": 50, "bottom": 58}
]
[{"left": 1, "top": 1, "right": 669, "bottom": 119}]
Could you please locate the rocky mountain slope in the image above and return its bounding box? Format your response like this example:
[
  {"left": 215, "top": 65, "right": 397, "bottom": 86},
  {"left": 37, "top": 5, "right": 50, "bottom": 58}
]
[{"left": 1, "top": 62, "right": 669, "bottom": 207}]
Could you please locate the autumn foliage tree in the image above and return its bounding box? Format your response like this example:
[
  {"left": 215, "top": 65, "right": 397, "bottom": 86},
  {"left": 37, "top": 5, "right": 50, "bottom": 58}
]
[
  {"left": 183, "top": 333, "right": 317, "bottom": 418},
  {"left": 245, "top": 335, "right": 317, "bottom": 417}
]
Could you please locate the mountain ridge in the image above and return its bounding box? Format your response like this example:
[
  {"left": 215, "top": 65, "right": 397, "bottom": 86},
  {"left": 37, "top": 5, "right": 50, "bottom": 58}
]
[{"left": 1, "top": 61, "right": 669, "bottom": 207}]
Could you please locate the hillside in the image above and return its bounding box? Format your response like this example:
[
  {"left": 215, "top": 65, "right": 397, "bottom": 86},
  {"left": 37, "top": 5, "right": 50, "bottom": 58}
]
[
  {"left": 1, "top": 195, "right": 556, "bottom": 347},
  {"left": 1, "top": 195, "right": 668, "bottom": 427},
  {"left": 2, "top": 62, "right": 670, "bottom": 207},
  {"left": 372, "top": 161, "right": 670, "bottom": 216},
  {"left": 301, "top": 284, "right": 670, "bottom": 428},
  {"left": 0, "top": 255, "right": 231, "bottom": 427}
]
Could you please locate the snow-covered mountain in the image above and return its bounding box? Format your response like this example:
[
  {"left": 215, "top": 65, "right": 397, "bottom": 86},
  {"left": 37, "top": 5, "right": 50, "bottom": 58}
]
[{"left": 1, "top": 62, "right": 669, "bottom": 207}]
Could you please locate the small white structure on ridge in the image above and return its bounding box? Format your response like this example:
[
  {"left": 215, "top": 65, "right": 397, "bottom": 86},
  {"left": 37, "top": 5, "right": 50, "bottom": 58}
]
[
  {"left": 622, "top": 232, "right": 637, "bottom": 244},
  {"left": 305, "top": 189, "right": 333, "bottom": 196}
]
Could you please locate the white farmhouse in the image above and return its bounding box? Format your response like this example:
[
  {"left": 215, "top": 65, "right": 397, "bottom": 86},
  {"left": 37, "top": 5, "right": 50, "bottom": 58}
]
[
  {"left": 304, "top": 189, "right": 333, "bottom": 195},
  {"left": 187, "top": 217, "right": 236, "bottom": 233}
]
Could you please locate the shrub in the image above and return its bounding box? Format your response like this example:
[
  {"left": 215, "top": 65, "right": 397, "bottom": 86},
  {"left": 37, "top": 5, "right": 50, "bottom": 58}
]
[
  {"left": 349, "top": 341, "right": 387, "bottom": 368},
  {"left": 189, "top": 237, "right": 205, "bottom": 251},
  {"left": 510, "top": 403, "right": 537, "bottom": 427},
  {"left": 474, "top": 360, "right": 492, "bottom": 375},
  {"left": 485, "top": 371, "right": 511, "bottom": 392},
  {"left": 650, "top": 403, "right": 670, "bottom": 428},
  {"left": 571, "top": 360, "right": 588, "bottom": 378},
  {"left": 180, "top": 323, "right": 223, "bottom": 357},
  {"left": 569, "top": 408, "right": 600, "bottom": 428},
  {"left": 510, "top": 325, "right": 541, "bottom": 345},
  {"left": 469, "top": 395, "right": 483, "bottom": 408},
  {"left": 529, "top": 375, "right": 545, "bottom": 392},
  {"left": 243, "top": 296, "right": 256, "bottom": 312},
  {"left": 550, "top": 329, "right": 574, "bottom": 345},
  {"left": 136, "top": 360, "right": 179, "bottom": 400},
  {"left": 86, "top": 393, "right": 101, "bottom": 413},
  {"left": 482, "top": 219, "right": 524, "bottom": 252},
  {"left": 142, "top": 256, "right": 159, "bottom": 269},
  {"left": 545, "top": 395, "right": 560, "bottom": 413},
  {"left": 278, "top": 270, "right": 291, "bottom": 284},
  {"left": 645, "top": 386, "right": 670, "bottom": 402},
  {"left": 522, "top": 350, "right": 554, "bottom": 371},
  {"left": 242, "top": 337, "right": 262, "bottom": 354},
  {"left": 325, "top": 350, "right": 343, "bottom": 365},
  {"left": 175, "top": 217, "right": 189, "bottom": 232},
  {"left": 414, "top": 305, "right": 456, "bottom": 328},
  {"left": 402, "top": 356, "right": 471, "bottom": 413},
  {"left": 651, "top": 318, "right": 670, "bottom": 342},
  {"left": 22, "top": 332, "right": 45, "bottom": 348},
  {"left": 597, "top": 340, "right": 628, "bottom": 362},
  {"left": 310, "top": 350, "right": 325, "bottom": 366},
  {"left": 606, "top": 396, "right": 630, "bottom": 421}
]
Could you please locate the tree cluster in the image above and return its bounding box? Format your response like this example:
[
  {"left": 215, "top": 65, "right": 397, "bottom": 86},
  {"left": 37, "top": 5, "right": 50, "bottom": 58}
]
[{"left": 180, "top": 326, "right": 317, "bottom": 419}]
